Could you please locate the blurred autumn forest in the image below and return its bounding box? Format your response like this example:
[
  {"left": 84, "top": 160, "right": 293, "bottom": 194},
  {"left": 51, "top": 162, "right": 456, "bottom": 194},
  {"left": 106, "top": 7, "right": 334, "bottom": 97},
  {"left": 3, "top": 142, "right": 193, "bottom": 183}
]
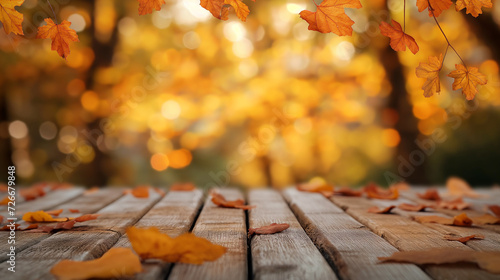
[{"left": 1, "top": 0, "right": 500, "bottom": 189}]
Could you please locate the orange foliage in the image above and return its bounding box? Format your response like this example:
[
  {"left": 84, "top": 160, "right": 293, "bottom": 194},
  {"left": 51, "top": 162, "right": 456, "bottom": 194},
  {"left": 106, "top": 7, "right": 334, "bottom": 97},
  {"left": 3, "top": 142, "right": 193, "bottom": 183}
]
[
  {"left": 248, "top": 223, "right": 290, "bottom": 237},
  {"left": 363, "top": 183, "right": 399, "bottom": 200},
  {"left": 456, "top": 0, "right": 492, "bottom": 17},
  {"left": 416, "top": 54, "right": 443, "bottom": 98},
  {"left": 379, "top": 20, "right": 419, "bottom": 54},
  {"left": 448, "top": 65, "right": 488, "bottom": 100},
  {"left": 299, "top": 0, "right": 362, "bottom": 36},
  {"left": 0, "top": 0, "right": 24, "bottom": 35},
  {"left": 416, "top": 0, "right": 452, "bottom": 17},
  {"left": 444, "top": 234, "right": 484, "bottom": 243},
  {"left": 36, "top": 19, "right": 79, "bottom": 59},
  {"left": 211, "top": 192, "right": 256, "bottom": 210},
  {"left": 138, "top": 0, "right": 166, "bottom": 15}
]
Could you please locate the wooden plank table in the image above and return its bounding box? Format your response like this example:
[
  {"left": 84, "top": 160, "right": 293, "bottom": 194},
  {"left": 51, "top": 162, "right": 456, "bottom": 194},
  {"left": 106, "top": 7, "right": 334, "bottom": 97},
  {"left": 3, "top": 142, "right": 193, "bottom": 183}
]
[{"left": 0, "top": 185, "right": 499, "bottom": 280}]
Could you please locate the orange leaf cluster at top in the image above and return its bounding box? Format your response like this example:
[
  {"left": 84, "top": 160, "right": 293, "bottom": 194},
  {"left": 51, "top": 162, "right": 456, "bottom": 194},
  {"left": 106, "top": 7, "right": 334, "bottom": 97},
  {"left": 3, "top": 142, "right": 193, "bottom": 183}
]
[
  {"left": 299, "top": 0, "right": 362, "bottom": 36},
  {"left": 211, "top": 192, "right": 256, "bottom": 210},
  {"left": 456, "top": 0, "right": 492, "bottom": 17},
  {"left": 416, "top": 0, "right": 452, "bottom": 17},
  {"left": 127, "top": 226, "right": 226, "bottom": 264}
]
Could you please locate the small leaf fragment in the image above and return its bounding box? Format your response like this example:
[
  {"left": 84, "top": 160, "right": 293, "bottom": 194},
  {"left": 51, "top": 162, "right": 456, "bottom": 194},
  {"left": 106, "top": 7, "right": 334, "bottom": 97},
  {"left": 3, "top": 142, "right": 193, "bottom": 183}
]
[
  {"left": 367, "top": 205, "right": 395, "bottom": 214},
  {"left": 248, "top": 223, "right": 290, "bottom": 237},
  {"left": 444, "top": 234, "right": 484, "bottom": 243},
  {"left": 211, "top": 192, "right": 255, "bottom": 210},
  {"left": 379, "top": 20, "right": 419, "bottom": 54}
]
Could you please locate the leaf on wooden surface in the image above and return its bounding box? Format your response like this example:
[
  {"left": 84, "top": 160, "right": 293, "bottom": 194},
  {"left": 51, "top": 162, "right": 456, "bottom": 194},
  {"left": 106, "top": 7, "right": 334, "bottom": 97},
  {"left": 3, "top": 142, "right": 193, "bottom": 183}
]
[
  {"left": 416, "top": 188, "right": 441, "bottom": 201},
  {"left": 447, "top": 65, "right": 487, "bottom": 100},
  {"left": 416, "top": 0, "right": 452, "bottom": 17},
  {"left": 444, "top": 233, "right": 484, "bottom": 243},
  {"left": 299, "top": 0, "right": 362, "bottom": 36},
  {"left": 36, "top": 18, "right": 79, "bottom": 59},
  {"left": 398, "top": 203, "right": 427, "bottom": 212},
  {"left": 138, "top": 0, "right": 166, "bottom": 15},
  {"left": 20, "top": 183, "right": 47, "bottom": 201},
  {"left": 74, "top": 214, "right": 99, "bottom": 222},
  {"left": 210, "top": 191, "right": 256, "bottom": 210},
  {"left": 390, "top": 182, "right": 411, "bottom": 191},
  {"left": 334, "top": 187, "right": 363, "bottom": 197},
  {"left": 125, "top": 185, "right": 150, "bottom": 198},
  {"left": 436, "top": 197, "right": 471, "bottom": 210},
  {"left": 378, "top": 248, "right": 500, "bottom": 274},
  {"left": 416, "top": 54, "right": 443, "bottom": 98},
  {"left": 51, "top": 247, "right": 142, "bottom": 280},
  {"left": 34, "top": 220, "right": 77, "bottom": 233},
  {"left": 22, "top": 210, "right": 71, "bottom": 223},
  {"left": 454, "top": 212, "right": 473, "bottom": 226},
  {"left": 0, "top": 0, "right": 24, "bottom": 35},
  {"left": 84, "top": 186, "right": 99, "bottom": 195},
  {"left": 471, "top": 214, "right": 500, "bottom": 225},
  {"left": 50, "top": 183, "right": 73, "bottom": 190},
  {"left": 170, "top": 182, "right": 196, "bottom": 191},
  {"left": 489, "top": 205, "right": 500, "bottom": 218},
  {"left": 455, "top": 0, "right": 492, "bottom": 17},
  {"left": 297, "top": 181, "right": 334, "bottom": 197},
  {"left": 363, "top": 183, "right": 399, "bottom": 200},
  {"left": 414, "top": 213, "right": 472, "bottom": 226},
  {"left": 46, "top": 209, "right": 63, "bottom": 217},
  {"left": 367, "top": 205, "right": 395, "bottom": 214},
  {"left": 69, "top": 209, "right": 80, "bottom": 213},
  {"left": 127, "top": 226, "right": 226, "bottom": 264},
  {"left": 248, "top": 223, "right": 290, "bottom": 237},
  {"left": 0, "top": 223, "right": 38, "bottom": 231},
  {"left": 379, "top": 20, "right": 419, "bottom": 54}
]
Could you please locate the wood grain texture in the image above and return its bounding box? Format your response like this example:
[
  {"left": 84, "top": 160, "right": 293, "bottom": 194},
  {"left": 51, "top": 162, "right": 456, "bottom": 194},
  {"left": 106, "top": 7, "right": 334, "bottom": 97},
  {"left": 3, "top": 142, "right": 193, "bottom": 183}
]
[
  {"left": 168, "top": 188, "right": 248, "bottom": 280},
  {"left": 0, "top": 188, "right": 163, "bottom": 280},
  {"left": 330, "top": 194, "right": 500, "bottom": 280},
  {"left": 283, "top": 188, "right": 430, "bottom": 280},
  {"left": 248, "top": 189, "right": 337, "bottom": 280},
  {"left": 0, "top": 188, "right": 123, "bottom": 262},
  {"left": 112, "top": 189, "right": 204, "bottom": 280}
]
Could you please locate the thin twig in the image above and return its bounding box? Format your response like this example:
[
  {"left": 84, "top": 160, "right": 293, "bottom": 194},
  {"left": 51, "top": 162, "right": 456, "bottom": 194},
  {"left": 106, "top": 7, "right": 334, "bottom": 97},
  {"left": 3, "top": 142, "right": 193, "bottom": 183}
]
[
  {"left": 403, "top": 0, "right": 406, "bottom": 32},
  {"left": 46, "top": 0, "right": 58, "bottom": 24}
]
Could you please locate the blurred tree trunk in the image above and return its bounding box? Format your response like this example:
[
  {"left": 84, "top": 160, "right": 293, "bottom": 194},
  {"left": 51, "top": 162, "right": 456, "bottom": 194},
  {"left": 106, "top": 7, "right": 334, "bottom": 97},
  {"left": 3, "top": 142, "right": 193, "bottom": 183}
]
[
  {"left": 0, "top": 91, "right": 13, "bottom": 173},
  {"left": 80, "top": 0, "right": 120, "bottom": 186},
  {"left": 460, "top": 11, "right": 500, "bottom": 63}
]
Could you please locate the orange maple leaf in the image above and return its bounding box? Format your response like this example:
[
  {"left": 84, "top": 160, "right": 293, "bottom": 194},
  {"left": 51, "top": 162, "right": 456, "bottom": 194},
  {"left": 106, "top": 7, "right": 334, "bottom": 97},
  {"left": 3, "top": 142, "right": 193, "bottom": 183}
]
[
  {"left": 456, "top": 0, "right": 492, "bottom": 17},
  {"left": 448, "top": 64, "right": 487, "bottom": 100},
  {"left": 416, "top": 0, "right": 452, "bottom": 17},
  {"left": 299, "top": 0, "right": 362, "bottom": 36},
  {"left": 380, "top": 20, "right": 419, "bottom": 54},
  {"left": 36, "top": 18, "right": 79, "bottom": 59},
  {"left": 416, "top": 54, "right": 443, "bottom": 97},
  {"left": 201, "top": 0, "right": 249, "bottom": 21},
  {"left": 0, "top": 0, "right": 24, "bottom": 35},
  {"left": 138, "top": 0, "right": 165, "bottom": 15},
  {"left": 51, "top": 248, "right": 142, "bottom": 279}
]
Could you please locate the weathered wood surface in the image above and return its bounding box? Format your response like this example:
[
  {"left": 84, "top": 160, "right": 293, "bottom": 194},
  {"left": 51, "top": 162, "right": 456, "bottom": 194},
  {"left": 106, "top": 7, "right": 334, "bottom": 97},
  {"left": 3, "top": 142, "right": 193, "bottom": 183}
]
[
  {"left": 330, "top": 194, "right": 500, "bottom": 280},
  {"left": 168, "top": 188, "right": 248, "bottom": 280},
  {"left": 0, "top": 188, "right": 162, "bottom": 280},
  {"left": 248, "top": 189, "right": 337, "bottom": 280},
  {"left": 283, "top": 188, "right": 430, "bottom": 280},
  {"left": 113, "top": 189, "right": 204, "bottom": 280}
]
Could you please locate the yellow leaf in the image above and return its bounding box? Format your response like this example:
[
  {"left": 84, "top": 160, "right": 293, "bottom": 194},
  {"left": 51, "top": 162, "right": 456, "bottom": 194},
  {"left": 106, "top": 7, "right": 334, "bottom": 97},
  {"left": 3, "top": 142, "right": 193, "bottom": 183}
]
[
  {"left": 36, "top": 18, "right": 79, "bottom": 59},
  {"left": 416, "top": 54, "right": 443, "bottom": 97},
  {"left": 0, "top": 0, "right": 24, "bottom": 35},
  {"left": 50, "top": 248, "right": 142, "bottom": 280},
  {"left": 456, "top": 0, "right": 492, "bottom": 17},
  {"left": 22, "top": 210, "right": 70, "bottom": 223},
  {"left": 447, "top": 64, "right": 487, "bottom": 100},
  {"left": 127, "top": 226, "right": 227, "bottom": 264}
]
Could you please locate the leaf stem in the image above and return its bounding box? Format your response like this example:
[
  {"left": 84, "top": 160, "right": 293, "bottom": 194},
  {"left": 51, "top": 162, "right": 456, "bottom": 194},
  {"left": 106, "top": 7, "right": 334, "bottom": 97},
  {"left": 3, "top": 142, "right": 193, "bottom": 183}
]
[
  {"left": 311, "top": 0, "right": 320, "bottom": 7},
  {"left": 427, "top": 0, "right": 466, "bottom": 68},
  {"left": 403, "top": 0, "right": 406, "bottom": 32},
  {"left": 46, "top": 0, "right": 58, "bottom": 24}
]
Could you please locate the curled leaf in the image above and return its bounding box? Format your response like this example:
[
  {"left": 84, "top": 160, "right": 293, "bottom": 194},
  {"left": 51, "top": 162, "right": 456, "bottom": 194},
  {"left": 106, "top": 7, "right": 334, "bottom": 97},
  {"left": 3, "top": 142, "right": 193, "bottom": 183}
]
[
  {"left": 35, "top": 220, "right": 77, "bottom": 233},
  {"left": 378, "top": 248, "right": 500, "bottom": 274},
  {"left": 398, "top": 203, "right": 427, "bottom": 212},
  {"left": 127, "top": 226, "right": 226, "bottom": 264},
  {"left": 444, "top": 234, "right": 484, "bottom": 243},
  {"left": 379, "top": 20, "right": 419, "bottom": 54},
  {"left": 223, "top": 0, "right": 249, "bottom": 22},
  {"left": 36, "top": 18, "right": 79, "bottom": 59},
  {"left": 367, "top": 205, "right": 395, "bottom": 214},
  {"left": 50, "top": 248, "right": 142, "bottom": 280},
  {"left": 447, "top": 65, "right": 487, "bottom": 100},
  {"left": 211, "top": 192, "right": 255, "bottom": 210},
  {"left": 416, "top": 188, "right": 441, "bottom": 201},
  {"left": 455, "top": 0, "right": 492, "bottom": 17},
  {"left": 363, "top": 183, "right": 399, "bottom": 200},
  {"left": 454, "top": 213, "right": 473, "bottom": 226},
  {"left": 248, "top": 223, "right": 290, "bottom": 237}
]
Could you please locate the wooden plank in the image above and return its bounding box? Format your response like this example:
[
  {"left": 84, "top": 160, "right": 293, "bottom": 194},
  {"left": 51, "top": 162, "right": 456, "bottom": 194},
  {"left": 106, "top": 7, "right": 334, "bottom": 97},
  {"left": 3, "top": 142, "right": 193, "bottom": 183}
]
[
  {"left": 283, "top": 188, "right": 429, "bottom": 280},
  {"left": 0, "top": 188, "right": 163, "bottom": 280},
  {"left": 330, "top": 194, "right": 500, "bottom": 280},
  {"left": 168, "top": 188, "right": 247, "bottom": 280},
  {"left": 112, "top": 189, "right": 204, "bottom": 280},
  {"left": 0, "top": 188, "right": 123, "bottom": 262},
  {"left": 248, "top": 189, "right": 337, "bottom": 280}
]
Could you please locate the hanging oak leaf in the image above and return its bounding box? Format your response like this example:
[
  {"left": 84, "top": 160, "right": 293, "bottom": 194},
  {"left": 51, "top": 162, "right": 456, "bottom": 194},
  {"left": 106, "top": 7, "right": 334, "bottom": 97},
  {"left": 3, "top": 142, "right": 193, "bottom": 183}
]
[
  {"left": 416, "top": 0, "right": 452, "bottom": 17},
  {"left": 36, "top": 18, "right": 79, "bottom": 59},
  {"left": 447, "top": 65, "right": 487, "bottom": 100},
  {"left": 299, "top": 0, "right": 362, "bottom": 36},
  {"left": 138, "top": 0, "right": 166, "bottom": 15},
  {"left": 379, "top": 20, "right": 419, "bottom": 54},
  {"left": 51, "top": 248, "right": 142, "bottom": 280},
  {"left": 0, "top": 0, "right": 24, "bottom": 35},
  {"left": 456, "top": 0, "right": 492, "bottom": 17},
  {"left": 416, "top": 54, "right": 443, "bottom": 97},
  {"left": 127, "top": 226, "right": 226, "bottom": 264}
]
